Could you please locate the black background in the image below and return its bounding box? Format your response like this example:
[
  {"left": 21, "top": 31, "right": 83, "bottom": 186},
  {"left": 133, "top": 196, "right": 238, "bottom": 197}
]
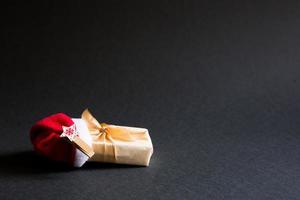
[{"left": 1, "top": 1, "right": 300, "bottom": 199}]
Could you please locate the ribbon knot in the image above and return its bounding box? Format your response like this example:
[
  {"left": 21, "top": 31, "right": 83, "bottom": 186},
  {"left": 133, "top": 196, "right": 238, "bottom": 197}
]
[
  {"left": 81, "top": 109, "right": 134, "bottom": 142},
  {"left": 81, "top": 109, "right": 149, "bottom": 164},
  {"left": 82, "top": 109, "right": 145, "bottom": 162},
  {"left": 97, "top": 125, "right": 108, "bottom": 138},
  {"left": 99, "top": 127, "right": 107, "bottom": 134}
]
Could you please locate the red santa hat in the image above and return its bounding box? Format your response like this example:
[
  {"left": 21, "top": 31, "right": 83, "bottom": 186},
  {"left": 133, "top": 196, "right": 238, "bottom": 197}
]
[{"left": 30, "top": 113, "right": 92, "bottom": 167}]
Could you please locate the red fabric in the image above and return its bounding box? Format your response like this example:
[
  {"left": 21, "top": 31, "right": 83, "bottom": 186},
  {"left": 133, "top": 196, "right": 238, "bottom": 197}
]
[{"left": 30, "top": 113, "right": 76, "bottom": 166}]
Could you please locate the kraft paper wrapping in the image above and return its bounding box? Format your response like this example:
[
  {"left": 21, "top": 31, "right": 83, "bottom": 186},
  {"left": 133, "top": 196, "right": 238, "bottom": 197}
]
[{"left": 82, "top": 109, "right": 153, "bottom": 166}]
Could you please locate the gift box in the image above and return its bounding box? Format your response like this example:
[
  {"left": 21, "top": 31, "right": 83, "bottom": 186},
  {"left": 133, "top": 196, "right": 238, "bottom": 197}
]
[
  {"left": 81, "top": 109, "right": 153, "bottom": 166},
  {"left": 30, "top": 109, "right": 153, "bottom": 167}
]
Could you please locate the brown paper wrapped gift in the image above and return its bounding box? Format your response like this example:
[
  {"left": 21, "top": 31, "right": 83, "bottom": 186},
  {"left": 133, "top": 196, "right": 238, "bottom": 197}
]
[{"left": 82, "top": 109, "right": 153, "bottom": 166}]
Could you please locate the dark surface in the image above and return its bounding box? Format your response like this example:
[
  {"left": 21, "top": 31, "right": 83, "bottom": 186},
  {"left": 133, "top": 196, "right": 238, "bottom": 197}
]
[{"left": 1, "top": 1, "right": 300, "bottom": 199}]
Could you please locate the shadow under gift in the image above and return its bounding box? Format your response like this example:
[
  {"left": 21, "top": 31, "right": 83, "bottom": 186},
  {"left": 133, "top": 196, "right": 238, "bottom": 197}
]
[
  {"left": 0, "top": 151, "right": 142, "bottom": 176},
  {"left": 0, "top": 151, "right": 71, "bottom": 175}
]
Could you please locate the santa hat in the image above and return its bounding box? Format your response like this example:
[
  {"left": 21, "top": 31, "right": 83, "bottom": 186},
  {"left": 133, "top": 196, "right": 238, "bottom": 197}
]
[{"left": 30, "top": 113, "right": 92, "bottom": 167}]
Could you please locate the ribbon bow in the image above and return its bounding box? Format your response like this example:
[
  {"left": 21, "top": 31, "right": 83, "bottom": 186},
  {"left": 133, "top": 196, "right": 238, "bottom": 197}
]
[
  {"left": 81, "top": 109, "right": 146, "bottom": 162},
  {"left": 81, "top": 109, "right": 134, "bottom": 142}
]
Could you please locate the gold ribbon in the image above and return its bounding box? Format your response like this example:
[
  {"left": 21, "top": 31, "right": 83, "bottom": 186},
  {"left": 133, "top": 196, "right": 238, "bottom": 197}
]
[{"left": 81, "top": 109, "right": 147, "bottom": 162}]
